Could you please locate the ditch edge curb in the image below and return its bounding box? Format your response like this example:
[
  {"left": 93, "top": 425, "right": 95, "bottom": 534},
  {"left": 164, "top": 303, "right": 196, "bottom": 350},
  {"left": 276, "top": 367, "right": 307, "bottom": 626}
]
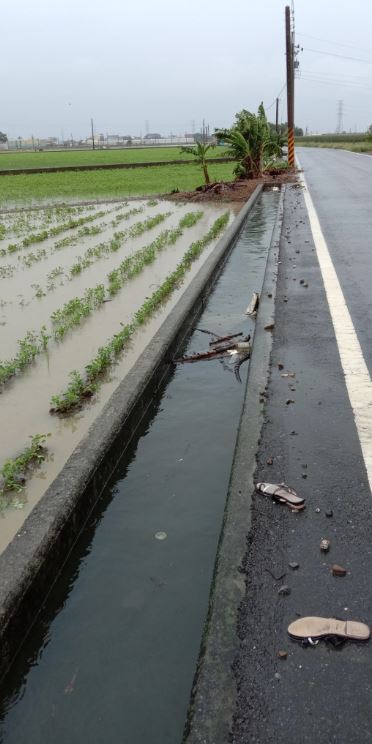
[{"left": 183, "top": 185, "right": 285, "bottom": 744}]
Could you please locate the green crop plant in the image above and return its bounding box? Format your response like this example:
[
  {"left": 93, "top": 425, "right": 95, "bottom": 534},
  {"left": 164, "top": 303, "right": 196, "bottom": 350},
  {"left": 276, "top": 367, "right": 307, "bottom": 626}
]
[
  {"left": 0, "top": 434, "right": 51, "bottom": 503},
  {"left": 31, "top": 283, "right": 46, "bottom": 299},
  {"left": 0, "top": 224, "right": 6, "bottom": 240},
  {"left": 22, "top": 247, "right": 47, "bottom": 267},
  {"left": 50, "top": 370, "right": 96, "bottom": 412},
  {"left": 0, "top": 328, "right": 50, "bottom": 385},
  {"left": 69, "top": 211, "right": 172, "bottom": 277},
  {"left": 179, "top": 211, "right": 203, "bottom": 229},
  {"left": 53, "top": 211, "right": 202, "bottom": 332},
  {"left": 0, "top": 209, "right": 209, "bottom": 394},
  {"left": 50, "top": 211, "right": 229, "bottom": 413},
  {"left": 0, "top": 264, "right": 15, "bottom": 278},
  {"left": 5, "top": 210, "right": 108, "bottom": 256},
  {"left": 110, "top": 206, "right": 144, "bottom": 227},
  {"left": 52, "top": 284, "right": 106, "bottom": 339},
  {"left": 22, "top": 230, "right": 49, "bottom": 247}
]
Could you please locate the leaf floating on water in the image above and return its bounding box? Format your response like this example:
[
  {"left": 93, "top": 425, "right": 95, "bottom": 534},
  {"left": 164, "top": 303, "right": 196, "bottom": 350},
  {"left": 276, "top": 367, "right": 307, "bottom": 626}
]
[{"left": 155, "top": 531, "right": 167, "bottom": 541}]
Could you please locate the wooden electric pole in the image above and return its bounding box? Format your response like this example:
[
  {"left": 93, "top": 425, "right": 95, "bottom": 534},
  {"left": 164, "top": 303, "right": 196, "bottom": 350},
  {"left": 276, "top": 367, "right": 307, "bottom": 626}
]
[
  {"left": 285, "top": 5, "right": 295, "bottom": 166},
  {"left": 91, "top": 118, "right": 95, "bottom": 150},
  {"left": 275, "top": 98, "right": 279, "bottom": 133}
]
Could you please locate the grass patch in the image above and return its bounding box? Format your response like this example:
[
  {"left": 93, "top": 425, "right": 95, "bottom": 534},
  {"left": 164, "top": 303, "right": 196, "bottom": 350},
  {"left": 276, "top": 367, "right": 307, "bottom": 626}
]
[
  {"left": 50, "top": 212, "right": 230, "bottom": 413},
  {"left": 0, "top": 146, "right": 227, "bottom": 171},
  {"left": 0, "top": 163, "right": 235, "bottom": 206}
]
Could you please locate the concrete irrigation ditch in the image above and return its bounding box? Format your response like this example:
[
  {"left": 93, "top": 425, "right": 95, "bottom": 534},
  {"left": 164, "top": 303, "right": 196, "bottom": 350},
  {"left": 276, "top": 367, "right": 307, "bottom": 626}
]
[{"left": 0, "top": 186, "right": 264, "bottom": 681}]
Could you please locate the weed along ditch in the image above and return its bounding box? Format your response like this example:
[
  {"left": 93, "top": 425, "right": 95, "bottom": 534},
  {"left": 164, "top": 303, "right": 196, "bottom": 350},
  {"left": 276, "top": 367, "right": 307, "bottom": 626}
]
[{"left": 0, "top": 189, "right": 280, "bottom": 743}]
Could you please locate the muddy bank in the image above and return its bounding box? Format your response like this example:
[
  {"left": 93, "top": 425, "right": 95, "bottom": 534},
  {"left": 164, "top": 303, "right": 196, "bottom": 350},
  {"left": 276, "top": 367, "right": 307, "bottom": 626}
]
[{"left": 167, "top": 170, "right": 297, "bottom": 203}]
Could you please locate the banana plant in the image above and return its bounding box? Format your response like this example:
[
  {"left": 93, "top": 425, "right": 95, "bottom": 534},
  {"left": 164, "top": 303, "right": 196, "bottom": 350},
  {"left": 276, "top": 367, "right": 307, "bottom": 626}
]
[
  {"left": 180, "top": 142, "right": 215, "bottom": 185},
  {"left": 217, "top": 103, "right": 282, "bottom": 179}
]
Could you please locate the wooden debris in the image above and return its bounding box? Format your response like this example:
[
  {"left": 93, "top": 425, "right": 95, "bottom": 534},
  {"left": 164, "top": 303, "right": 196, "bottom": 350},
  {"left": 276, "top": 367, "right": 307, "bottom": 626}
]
[{"left": 245, "top": 292, "right": 260, "bottom": 317}]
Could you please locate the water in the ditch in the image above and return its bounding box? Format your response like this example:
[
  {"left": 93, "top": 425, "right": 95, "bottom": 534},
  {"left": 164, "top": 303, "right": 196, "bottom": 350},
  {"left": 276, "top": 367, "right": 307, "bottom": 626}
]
[{"left": 0, "top": 191, "right": 279, "bottom": 744}]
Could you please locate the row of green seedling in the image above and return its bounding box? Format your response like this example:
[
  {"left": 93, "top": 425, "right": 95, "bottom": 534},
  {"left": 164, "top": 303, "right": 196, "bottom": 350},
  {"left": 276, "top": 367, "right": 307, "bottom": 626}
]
[
  {"left": 0, "top": 202, "right": 123, "bottom": 242},
  {"left": 2, "top": 209, "right": 110, "bottom": 256},
  {"left": 0, "top": 211, "right": 202, "bottom": 384},
  {"left": 2, "top": 207, "right": 143, "bottom": 279},
  {"left": 52, "top": 211, "right": 203, "bottom": 338},
  {"left": 69, "top": 210, "right": 172, "bottom": 275},
  {"left": 0, "top": 433, "right": 50, "bottom": 510},
  {"left": 50, "top": 211, "right": 230, "bottom": 413}
]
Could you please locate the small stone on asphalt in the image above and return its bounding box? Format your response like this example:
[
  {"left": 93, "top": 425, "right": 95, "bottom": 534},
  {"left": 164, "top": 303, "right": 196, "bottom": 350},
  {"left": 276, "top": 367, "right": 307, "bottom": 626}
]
[
  {"left": 278, "top": 650, "right": 288, "bottom": 660},
  {"left": 332, "top": 564, "right": 347, "bottom": 577},
  {"left": 320, "top": 539, "right": 331, "bottom": 552},
  {"left": 278, "top": 585, "right": 291, "bottom": 596}
]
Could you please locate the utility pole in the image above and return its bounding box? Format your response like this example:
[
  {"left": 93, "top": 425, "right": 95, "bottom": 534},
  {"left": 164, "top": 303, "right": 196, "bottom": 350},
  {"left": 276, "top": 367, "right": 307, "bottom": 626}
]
[
  {"left": 91, "top": 117, "right": 95, "bottom": 150},
  {"left": 285, "top": 5, "right": 295, "bottom": 166},
  {"left": 275, "top": 98, "right": 279, "bottom": 133}
]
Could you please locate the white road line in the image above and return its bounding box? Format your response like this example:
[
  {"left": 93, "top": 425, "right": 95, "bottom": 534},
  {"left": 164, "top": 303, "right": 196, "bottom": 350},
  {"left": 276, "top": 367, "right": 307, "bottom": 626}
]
[
  {"left": 297, "top": 157, "right": 372, "bottom": 493},
  {"left": 343, "top": 149, "right": 372, "bottom": 161}
]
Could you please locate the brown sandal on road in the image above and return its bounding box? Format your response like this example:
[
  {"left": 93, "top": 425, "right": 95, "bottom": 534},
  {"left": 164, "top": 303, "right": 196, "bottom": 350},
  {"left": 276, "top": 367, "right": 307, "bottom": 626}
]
[
  {"left": 288, "top": 616, "right": 370, "bottom": 643},
  {"left": 256, "top": 482, "right": 305, "bottom": 510}
]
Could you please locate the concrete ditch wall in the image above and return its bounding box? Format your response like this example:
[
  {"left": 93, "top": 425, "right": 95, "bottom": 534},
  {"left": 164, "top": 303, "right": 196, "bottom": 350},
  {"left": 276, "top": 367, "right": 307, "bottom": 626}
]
[
  {"left": 184, "top": 186, "right": 285, "bottom": 744},
  {"left": 0, "top": 185, "right": 263, "bottom": 682}
]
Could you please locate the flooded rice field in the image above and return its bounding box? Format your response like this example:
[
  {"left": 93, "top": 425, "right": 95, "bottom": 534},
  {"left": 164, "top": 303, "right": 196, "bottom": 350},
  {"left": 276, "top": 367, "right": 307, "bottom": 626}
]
[{"left": 0, "top": 198, "right": 233, "bottom": 551}]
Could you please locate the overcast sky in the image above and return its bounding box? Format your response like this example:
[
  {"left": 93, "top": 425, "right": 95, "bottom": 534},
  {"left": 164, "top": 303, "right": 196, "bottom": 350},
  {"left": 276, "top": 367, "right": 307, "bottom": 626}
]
[{"left": 2, "top": 0, "right": 372, "bottom": 139}]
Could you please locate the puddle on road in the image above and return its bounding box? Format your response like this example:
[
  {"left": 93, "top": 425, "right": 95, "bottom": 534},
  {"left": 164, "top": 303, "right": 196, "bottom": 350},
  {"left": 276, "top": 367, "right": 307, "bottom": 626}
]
[{"left": 0, "top": 191, "right": 279, "bottom": 744}]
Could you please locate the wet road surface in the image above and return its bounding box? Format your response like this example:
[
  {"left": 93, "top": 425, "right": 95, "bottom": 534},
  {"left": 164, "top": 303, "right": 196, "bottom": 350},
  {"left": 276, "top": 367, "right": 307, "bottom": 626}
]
[{"left": 233, "top": 149, "right": 372, "bottom": 743}]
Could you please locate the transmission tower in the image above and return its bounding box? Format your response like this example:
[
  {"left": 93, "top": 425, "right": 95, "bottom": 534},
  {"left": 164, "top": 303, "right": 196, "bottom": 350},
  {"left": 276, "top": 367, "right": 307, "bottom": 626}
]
[{"left": 335, "top": 100, "right": 344, "bottom": 134}]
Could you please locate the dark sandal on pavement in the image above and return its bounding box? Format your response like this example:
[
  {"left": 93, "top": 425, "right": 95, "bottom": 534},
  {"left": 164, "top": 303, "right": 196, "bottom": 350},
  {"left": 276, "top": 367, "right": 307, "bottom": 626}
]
[{"left": 256, "top": 482, "right": 305, "bottom": 507}]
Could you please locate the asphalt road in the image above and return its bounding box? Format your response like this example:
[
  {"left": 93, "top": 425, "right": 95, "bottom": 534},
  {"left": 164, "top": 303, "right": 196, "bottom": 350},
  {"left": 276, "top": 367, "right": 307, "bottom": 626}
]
[{"left": 232, "top": 149, "right": 372, "bottom": 744}]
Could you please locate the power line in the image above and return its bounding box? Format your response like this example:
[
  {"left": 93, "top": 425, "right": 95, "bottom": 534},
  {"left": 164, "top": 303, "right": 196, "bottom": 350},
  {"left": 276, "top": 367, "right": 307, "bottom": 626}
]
[
  {"left": 299, "top": 74, "right": 371, "bottom": 90},
  {"left": 300, "top": 68, "right": 372, "bottom": 83},
  {"left": 265, "top": 82, "right": 287, "bottom": 111},
  {"left": 297, "top": 32, "right": 372, "bottom": 55},
  {"left": 303, "top": 47, "right": 372, "bottom": 64}
]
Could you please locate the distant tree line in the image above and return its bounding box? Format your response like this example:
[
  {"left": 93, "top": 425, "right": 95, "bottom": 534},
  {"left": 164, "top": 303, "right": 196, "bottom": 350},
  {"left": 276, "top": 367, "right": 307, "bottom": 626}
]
[{"left": 268, "top": 123, "right": 303, "bottom": 137}]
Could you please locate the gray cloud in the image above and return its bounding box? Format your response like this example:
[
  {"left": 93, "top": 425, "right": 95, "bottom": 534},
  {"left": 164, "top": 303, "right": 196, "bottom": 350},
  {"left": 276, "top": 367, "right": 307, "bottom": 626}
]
[{"left": 2, "top": 0, "right": 372, "bottom": 139}]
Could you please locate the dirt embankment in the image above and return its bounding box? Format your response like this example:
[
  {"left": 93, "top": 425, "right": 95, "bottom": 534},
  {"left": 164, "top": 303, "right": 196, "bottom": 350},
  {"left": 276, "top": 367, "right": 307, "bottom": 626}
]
[{"left": 167, "top": 168, "right": 298, "bottom": 203}]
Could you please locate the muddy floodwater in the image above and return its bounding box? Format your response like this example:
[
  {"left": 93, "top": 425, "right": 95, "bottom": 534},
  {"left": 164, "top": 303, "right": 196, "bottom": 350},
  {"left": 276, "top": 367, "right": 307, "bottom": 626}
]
[{"left": 0, "top": 198, "right": 233, "bottom": 551}]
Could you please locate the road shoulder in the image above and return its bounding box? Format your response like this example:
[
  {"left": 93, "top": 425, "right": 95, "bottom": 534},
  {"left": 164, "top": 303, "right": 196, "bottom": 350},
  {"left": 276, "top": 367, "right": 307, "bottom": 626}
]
[{"left": 232, "top": 183, "right": 372, "bottom": 744}]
